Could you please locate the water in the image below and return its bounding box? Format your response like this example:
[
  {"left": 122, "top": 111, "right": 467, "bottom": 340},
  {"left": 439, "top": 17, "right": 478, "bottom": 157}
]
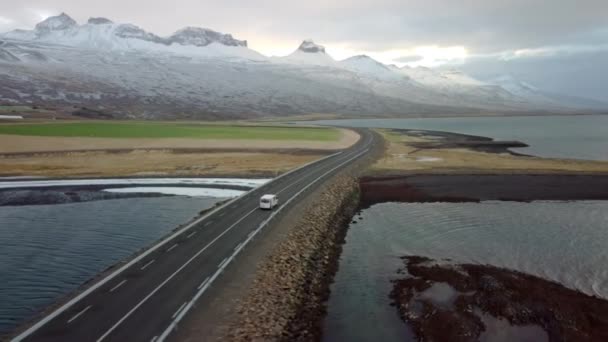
[
  {"left": 324, "top": 201, "right": 608, "bottom": 341},
  {"left": 0, "top": 196, "right": 221, "bottom": 333},
  {"left": 307, "top": 115, "right": 608, "bottom": 161}
]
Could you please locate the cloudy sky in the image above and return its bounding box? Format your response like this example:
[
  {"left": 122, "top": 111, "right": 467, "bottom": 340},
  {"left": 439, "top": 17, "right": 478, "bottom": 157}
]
[{"left": 1, "top": 0, "right": 607, "bottom": 101}]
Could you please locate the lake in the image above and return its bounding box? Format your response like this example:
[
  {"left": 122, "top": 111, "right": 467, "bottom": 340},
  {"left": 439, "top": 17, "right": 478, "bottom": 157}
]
[
  {"left": 307, "top": 115, "right": 608, "bottom": 161},
  {"left": 323, "top": 201, "right": 608, "bottom": 341},
  {"left": 0, "top": 193, "right": 225, "bottom": 333}
]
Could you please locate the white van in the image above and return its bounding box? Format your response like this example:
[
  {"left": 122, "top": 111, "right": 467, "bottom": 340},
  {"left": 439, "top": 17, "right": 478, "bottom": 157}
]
[{"left": 259, "top": 194, "right": 278, "bottom": 210}]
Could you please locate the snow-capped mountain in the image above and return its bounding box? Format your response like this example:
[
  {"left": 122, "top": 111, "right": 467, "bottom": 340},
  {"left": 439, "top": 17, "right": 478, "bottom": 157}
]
[
  {"left": 280, "top": 40, "right": 336, "bottom": 66},
  {"left": 0, "top": 13, "right": 603, "bottom": 119},
  {"left": 168, "top": 27, "right": 246, "bottom": 47},
  {"left": 490, "top": 74, "right": 608, "bottom": 110},
  {"left": 398, "top": 66, "right": 485, "bottom": 87},
  {"left": 340, "top": 55, "right": 403, "bottom": 80},
  {"left": 2, "top": 13, "right": 263, "bottom": 60}
]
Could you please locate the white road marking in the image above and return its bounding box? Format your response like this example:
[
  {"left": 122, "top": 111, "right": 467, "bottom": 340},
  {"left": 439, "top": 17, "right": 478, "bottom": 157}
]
[
  {"left": 218, "top": 212, "right": 225, "bottom": 217},
  {"left": 217, "top": 258, "right": 229, "bottom": 269},
  {"left": 151, "top": 336, "right": 158, "bottom": 342},
  {"left": 96, "top": 207, "right": 259, "bottom": 342},
  {"left": 204, "top": 221, "right": 212, "bottom": 227},
  {"left": 67, "top": 305, "right": 91, "bottom": 324},
  {"left": 171, "top": 302, "right": 188, "bottom": 319},
  {"left": 234, "top": 242, "right": 243, "bottom": 252},
  {"left": 186, "top": 231, "right": 197, "bottom": 238},
  {"left": 140, "top": 259, "right": 155, "bottom": 271},
  {"left": 197, "top": 277, "right": 210, "bottom": 290},
  {"left": 109, "top": 280, "right": 127, "bottom": 293},
  {"left": 155, "top": 145, "right": 372, "bottom": 342},
  {"left": 166, "top": 244, "right": 178, "bottom": 252},
  {"left": 11, "top": 148, "right": 345, "bottom": 342}
]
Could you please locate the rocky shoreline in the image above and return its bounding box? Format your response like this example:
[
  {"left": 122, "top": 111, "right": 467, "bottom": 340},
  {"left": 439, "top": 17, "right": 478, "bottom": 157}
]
[
  {"left": 228, "top": 177, "right": 359, "bottom": 341},
  {"left": 391, "top": 256, "right": 608, "bottom": 342}
]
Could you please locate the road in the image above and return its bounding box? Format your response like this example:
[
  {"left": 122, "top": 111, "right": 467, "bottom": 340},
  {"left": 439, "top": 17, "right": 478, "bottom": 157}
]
[{"left": 12, "top": 128, "right": 375, "bottom": 342}]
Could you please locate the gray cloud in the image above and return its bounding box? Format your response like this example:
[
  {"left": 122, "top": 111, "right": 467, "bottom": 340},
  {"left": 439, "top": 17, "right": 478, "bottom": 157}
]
[
  {"left": 394, "top": 55, "right": 423, "bottom": 63},
  {"left": 459, "top": 48, "right": 608, "bottom": 103},
  {"left": 1, "top": 0, "right": 608, "bottom": 54}
]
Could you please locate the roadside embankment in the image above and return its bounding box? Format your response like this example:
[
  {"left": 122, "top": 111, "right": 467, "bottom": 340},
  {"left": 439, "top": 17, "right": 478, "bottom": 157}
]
[{"left": 228, "top": 177, "right": 359, "bottom": 341}]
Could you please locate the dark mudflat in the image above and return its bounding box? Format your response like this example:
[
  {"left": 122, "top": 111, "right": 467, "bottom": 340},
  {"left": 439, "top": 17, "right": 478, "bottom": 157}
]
[
  {"left": 360, "top": 174, "right": 608, "bottom": 208},
  {"left": 391, "top": 256, "right": 608, "bottom": 342}
]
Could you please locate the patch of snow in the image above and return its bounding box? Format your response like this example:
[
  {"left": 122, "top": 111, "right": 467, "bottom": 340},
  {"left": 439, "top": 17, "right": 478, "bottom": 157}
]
[
  {"left": 0, "top": 115, "right": 23, "bottom": 119},
  {"left": 0, "top": 178, "right": 270, "bottom": 190},
  {"left": 416, "top": 156, "right": 442, "bottom": 162},
  {"left": 103, "top": 186, "right": 243, "bottom": 198}
]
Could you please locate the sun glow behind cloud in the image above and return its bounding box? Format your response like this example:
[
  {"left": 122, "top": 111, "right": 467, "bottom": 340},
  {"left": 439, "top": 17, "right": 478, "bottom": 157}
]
[{"left": 0, "top": 16, "right": 14, "bottom": 26}]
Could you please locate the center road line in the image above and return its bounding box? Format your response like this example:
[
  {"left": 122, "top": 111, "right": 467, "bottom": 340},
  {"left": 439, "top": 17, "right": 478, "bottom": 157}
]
[
  {"left": 171, "top": 302, "right": 188, "bottom": 319},
  {"left": 166, "top": 244, "right": 178, "bottom": 252},
  {"left": 186, "top": 231, "right": 197, "bottom": 238},
  {"left": 109, "top": 280, "right": 127, "bottom": 293},
  {"left": 140, "top": 259, "right": 155, "bottom": 271},
  {"left": 95, "top": 206, "right": 259, "bottom": 342},
  {"left": 66, "top": 305, "right": 91, "bottom": 324},
  {"left": 203, "top": 221, "right": 212, "bottom": 227},
  {"left": 217, "top": 258, "right": 229, "bottom": 269},
  {"left": 197, "top": 277, "right": 210, "bottom": 290}
]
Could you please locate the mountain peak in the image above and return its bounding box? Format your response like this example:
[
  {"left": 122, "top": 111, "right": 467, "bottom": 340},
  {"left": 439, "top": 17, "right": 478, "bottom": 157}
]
[
  {"left": 298, "top": 40, "right": 325, "bottom": 53},
  {"left": 87, "top": 17, "right": 114, "bottom": 25},
  {"left": 169, "top": 27, "right": 247, "bottom": 47},
  {"left": 35, "top": 13, "right": 77, "bottom": 33}
]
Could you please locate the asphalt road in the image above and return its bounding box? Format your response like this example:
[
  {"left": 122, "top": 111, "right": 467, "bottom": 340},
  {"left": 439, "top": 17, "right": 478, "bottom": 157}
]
[{"left": 13, "top": 128, "right": 375, "bottom": 342}]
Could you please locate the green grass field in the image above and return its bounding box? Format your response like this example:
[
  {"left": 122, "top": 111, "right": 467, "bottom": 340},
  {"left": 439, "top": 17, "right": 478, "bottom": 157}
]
[{"left": 0, "top": 122, "right": 339, "bottom": 141}]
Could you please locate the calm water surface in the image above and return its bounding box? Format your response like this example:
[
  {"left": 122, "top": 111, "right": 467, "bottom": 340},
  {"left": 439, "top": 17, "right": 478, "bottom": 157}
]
[
  {"left": 308, "top": 115, "right": 608, "bottom": 161},
  {"left": 0, "top": 196, "right": 221, "bottom": 333},
  {"left": 324, "top": 201, "right": 608, "bottom": 342}
]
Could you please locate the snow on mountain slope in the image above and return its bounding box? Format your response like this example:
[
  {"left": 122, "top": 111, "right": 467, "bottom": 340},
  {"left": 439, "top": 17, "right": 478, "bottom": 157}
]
[
  {"left": 490, "top": 75, "right": 540, "bottom": 97},
  {"left": 1, "top": 13, "right": 595, "bottom": 118},
  {"left": 398, "top": 66, "right": 485, "bottom": 87},
  {"left": 489, "top": 75, "right": 608, "bottom": 110},
  {"left": 340, "top": 55, "right": 404, "bottom": 80},
  {"left": 1, "top": 13, "right": 264, "bottom": 61},
  {"left": 280, "top": 40, "right": 337, "bottom": 66}
]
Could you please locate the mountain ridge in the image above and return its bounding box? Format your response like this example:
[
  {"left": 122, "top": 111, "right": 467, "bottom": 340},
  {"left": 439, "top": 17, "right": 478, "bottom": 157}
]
[{"left": 1, "top": 13, "right": 605, "bottom": 118}]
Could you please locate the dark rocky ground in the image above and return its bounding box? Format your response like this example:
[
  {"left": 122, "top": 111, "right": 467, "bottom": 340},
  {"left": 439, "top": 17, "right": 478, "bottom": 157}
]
[
  {"left": 0, "top": 189, "right": 165, "bottom": 206},
  {"left": 0, "top": 183, "right": 251, "bottom": 206},
  {"left": 359, "top": 174, "right": 608, "bottom": 208},
  {"left": 396, "top": 128, "right": 529, "bottom": 155},
  {"left": 391, "top": 256, "right": 608, "bottom": 342}
]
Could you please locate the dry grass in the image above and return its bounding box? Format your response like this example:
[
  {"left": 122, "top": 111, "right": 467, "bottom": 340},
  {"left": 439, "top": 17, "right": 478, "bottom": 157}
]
[
  {"left": 373, "top": 129, "right": 608, "bottom": 174},
  {"left": 0, "top": 128, "right": 358, "bottom": 154},
  {"left": 0, "top": 127, "right": 358, "bottom": 178},
  {"left": 0, "top": 150, "right": 322, "bottom": 178}
]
